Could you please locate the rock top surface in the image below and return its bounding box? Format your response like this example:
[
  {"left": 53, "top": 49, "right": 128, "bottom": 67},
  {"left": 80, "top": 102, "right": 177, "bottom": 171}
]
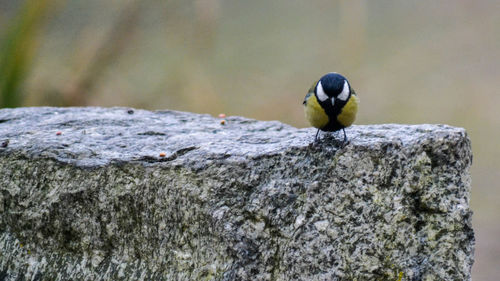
[{"left": 0, "top": 107, "right": 474, "bottom": 280}]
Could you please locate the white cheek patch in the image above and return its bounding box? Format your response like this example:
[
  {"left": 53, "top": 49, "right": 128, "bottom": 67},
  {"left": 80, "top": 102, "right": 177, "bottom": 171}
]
[
  {"left": 316, "top": 81, "right": 329, "bottom": 102},
  {"left": 331, "top": 97, "right": 335, "bottom": 106},
  {"left": 337, "top": 80, "right": 350, "bottom": 101}
]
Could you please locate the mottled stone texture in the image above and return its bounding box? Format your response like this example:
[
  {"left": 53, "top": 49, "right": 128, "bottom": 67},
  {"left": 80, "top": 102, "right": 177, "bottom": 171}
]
[{"left": 0, "top": 107, "right": 474, "bottom": 280}]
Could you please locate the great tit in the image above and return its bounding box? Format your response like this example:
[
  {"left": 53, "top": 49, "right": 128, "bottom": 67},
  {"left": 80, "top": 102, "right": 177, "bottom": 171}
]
[{"left": 303, "top": 72, "right": 359, "bottom": 142}]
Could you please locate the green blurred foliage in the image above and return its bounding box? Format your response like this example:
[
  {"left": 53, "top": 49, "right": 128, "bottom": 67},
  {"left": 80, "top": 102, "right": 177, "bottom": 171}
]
[
  {"left": 0, "top": 0, "right": 499, "bottom": 279},
  {"left": 0, "top": 0, "right": 56, "bottom": 107}
]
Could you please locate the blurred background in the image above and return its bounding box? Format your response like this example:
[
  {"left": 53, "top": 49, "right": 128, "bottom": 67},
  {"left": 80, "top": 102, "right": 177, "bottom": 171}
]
[{"left": 0, "top": 0, "right": 498, "bottom": 279}]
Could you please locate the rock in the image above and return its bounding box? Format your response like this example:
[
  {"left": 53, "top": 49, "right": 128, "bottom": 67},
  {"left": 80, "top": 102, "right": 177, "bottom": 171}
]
[{"left": 0, "top": 107, "right": 474, "bottom": 280}]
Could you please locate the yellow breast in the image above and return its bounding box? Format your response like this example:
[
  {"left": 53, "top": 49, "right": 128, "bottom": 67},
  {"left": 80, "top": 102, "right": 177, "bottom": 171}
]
[
  {"left": 304, "top": 94, "right": 329, "bottom": 129},
  {"left": 337, "top": 94, "right": 359, "bottom": 127}
]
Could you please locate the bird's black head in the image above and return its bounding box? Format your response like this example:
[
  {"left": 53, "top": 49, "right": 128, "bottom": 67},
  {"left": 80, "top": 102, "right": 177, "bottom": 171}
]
[
  {"left": 313, "top": 72, "right": 352, "bottom": 117},
  {"left": 317, "top": 73, "right": 349, "bottom": 98}
]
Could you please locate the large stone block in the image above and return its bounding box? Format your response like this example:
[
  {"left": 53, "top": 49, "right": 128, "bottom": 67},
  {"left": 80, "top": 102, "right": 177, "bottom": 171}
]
[{"left": 0, "top": 107, "right": 474, "bottom": 280}]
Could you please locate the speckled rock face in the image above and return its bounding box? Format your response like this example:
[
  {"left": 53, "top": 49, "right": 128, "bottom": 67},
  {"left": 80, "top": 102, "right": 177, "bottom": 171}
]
[{"left": 0, "top": 107, "right": 474, "bottom": 280}]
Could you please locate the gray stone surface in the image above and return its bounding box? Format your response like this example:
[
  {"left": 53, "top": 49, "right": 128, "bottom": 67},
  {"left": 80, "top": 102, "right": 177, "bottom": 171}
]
[{"left": 0, "top": 107, "right": 474, "bottom": 280}]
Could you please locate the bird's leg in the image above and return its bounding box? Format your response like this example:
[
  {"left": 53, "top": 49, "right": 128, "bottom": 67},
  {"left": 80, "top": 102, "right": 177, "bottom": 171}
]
[
  {"left": 314, "top": 129, "right": 321, "bottom": 142},
  {"left": 338, "top": 128, "right": 351, "bottom": 148}
]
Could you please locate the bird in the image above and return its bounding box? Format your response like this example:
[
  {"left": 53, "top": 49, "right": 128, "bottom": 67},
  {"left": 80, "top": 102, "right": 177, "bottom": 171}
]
[{"left": 303, "top": 72, "right": 359, "bottom": 143}]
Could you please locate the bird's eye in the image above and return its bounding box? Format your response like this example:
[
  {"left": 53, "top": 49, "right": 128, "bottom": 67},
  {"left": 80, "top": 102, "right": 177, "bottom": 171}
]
[{"left": 316, "top": 81, "right": 329, "bottom": 102}]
